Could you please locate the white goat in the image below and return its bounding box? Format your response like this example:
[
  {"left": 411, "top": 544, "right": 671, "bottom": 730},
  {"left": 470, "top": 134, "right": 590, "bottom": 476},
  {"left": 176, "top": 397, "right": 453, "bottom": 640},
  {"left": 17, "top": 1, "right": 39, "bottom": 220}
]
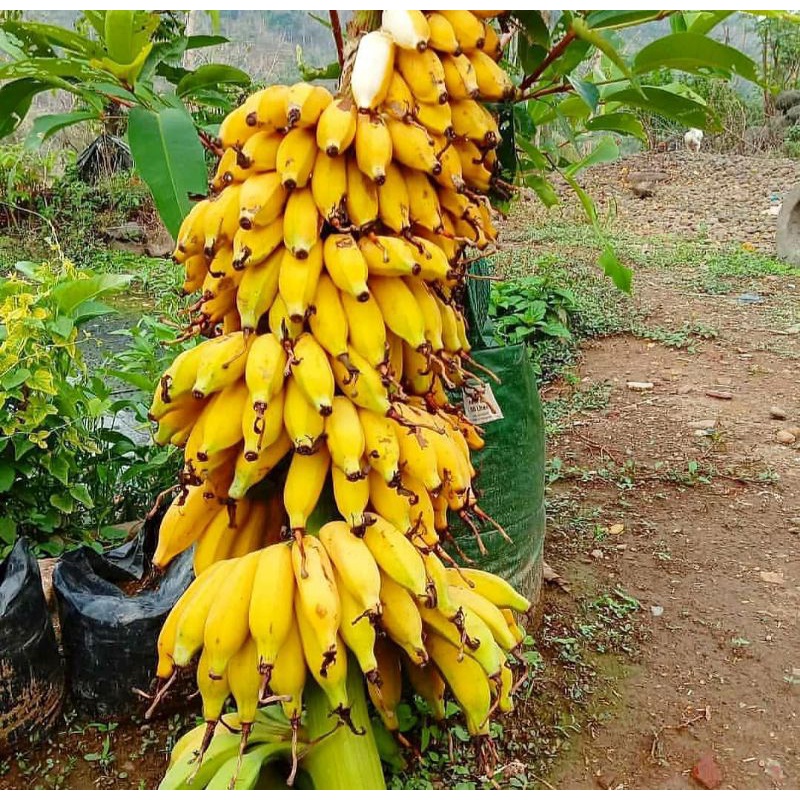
[{"left": 684, "top": 128, "right": 704, "bottom": 153}]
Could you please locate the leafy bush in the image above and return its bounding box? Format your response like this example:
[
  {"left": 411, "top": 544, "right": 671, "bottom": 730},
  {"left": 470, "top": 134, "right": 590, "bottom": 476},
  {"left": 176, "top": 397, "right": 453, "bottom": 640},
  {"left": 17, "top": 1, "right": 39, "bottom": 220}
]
[
  {"left": 489, "top": 269, "right": 577, "bottom": 378},
  {"left": 0, "top": 257, "right": 181, "bottom": 556}
]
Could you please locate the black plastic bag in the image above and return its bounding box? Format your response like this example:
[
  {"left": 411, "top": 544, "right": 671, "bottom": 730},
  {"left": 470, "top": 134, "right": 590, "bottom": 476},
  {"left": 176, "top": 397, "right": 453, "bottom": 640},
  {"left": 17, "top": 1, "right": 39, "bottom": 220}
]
[
  {"left": 53, "top": 519, "right": 193, "bottom": 718},
  {"left": 0, "top": 538, "right": 64, "bottom": 753},
  {"left": 450, "top": 344, "right": 546, "bottom": 605}
]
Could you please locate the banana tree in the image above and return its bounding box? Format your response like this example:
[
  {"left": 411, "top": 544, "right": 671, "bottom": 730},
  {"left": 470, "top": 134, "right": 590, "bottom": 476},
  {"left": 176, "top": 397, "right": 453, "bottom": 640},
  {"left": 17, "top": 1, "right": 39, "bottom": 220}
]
[{"left": 0, "top": 10, "right": 247, "bottom": 235}]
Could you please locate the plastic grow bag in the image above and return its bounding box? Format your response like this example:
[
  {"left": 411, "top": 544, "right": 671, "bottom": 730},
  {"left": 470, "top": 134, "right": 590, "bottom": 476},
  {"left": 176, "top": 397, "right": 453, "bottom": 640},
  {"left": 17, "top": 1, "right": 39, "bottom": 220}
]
[
  {"left": 0, "top": 538, "right": 64, "bottom": 752},
  {"left": 450, "top": 344, "right": 546, "bottom": 604},
  {"left": 53, "top": 522, "right": 193, "bottom": 717}
]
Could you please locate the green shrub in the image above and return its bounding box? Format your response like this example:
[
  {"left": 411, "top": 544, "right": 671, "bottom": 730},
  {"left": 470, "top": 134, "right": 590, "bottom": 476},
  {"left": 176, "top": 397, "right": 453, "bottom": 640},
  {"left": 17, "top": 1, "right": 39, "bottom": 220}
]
[{"left": 0, "top": 256, "right": 181, "bottom": 556}]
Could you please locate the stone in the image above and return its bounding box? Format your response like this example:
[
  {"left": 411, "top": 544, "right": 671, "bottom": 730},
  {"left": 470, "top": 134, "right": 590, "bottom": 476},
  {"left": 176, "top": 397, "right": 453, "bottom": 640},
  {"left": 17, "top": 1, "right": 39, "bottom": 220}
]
[
  {"left": 688, "top": 419, "right": 716, "bottom": 430},
  {"left": 590, "top": 549, "right": 604, "bottom": 560},
  {"left": 691, "top": 752, "right": 723, "bottom": 789},
  {"left": 776, "top": 430, "right": 797, "bottom": 444},
  {"left": 627, "top": 381, "right": 654, "bottom": 391},
  {"left": 769, "top": 406, "right": 788, "bottom": 420},
  {"left": 777, "top": 184, "right": 800, "bottom": 267},
  {"left": 706, "top": 390, "right": 733, "bottom": 400}
]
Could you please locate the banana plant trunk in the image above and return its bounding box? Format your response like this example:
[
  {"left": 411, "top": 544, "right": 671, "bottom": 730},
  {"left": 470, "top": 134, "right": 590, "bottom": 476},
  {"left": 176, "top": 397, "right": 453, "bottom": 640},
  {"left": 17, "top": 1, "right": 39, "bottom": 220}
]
[{"left": 301, "top": 658, "right": 386, "bottom": 790}]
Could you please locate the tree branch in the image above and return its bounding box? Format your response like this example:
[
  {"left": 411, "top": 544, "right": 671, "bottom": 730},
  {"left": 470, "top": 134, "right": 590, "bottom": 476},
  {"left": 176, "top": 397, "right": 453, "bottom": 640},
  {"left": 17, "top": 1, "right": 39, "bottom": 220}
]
[
  {"left": 519, "top": 29, "right": 577, "bottom": 92},
  {"left": 329, "top": 11, "right": 345, "bottom": 68}
]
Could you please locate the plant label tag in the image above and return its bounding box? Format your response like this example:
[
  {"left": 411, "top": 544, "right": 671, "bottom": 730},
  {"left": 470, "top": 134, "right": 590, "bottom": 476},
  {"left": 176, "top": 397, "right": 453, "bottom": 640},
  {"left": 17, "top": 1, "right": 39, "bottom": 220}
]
[{"left": 462, "top": 382, "right": 503, "bottom": 425}]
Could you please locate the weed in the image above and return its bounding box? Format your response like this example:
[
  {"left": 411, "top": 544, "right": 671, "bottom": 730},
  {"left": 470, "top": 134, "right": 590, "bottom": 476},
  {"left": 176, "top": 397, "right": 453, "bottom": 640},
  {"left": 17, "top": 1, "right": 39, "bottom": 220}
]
[
  {"left": 543, "top": 382, "right": 612, "bottom": 436},
  {"left": 83, "top": 735, "right": 115, "bottom": 771},
  {"left": 633, "top": 321, "right": 717, "bottom": 352}
]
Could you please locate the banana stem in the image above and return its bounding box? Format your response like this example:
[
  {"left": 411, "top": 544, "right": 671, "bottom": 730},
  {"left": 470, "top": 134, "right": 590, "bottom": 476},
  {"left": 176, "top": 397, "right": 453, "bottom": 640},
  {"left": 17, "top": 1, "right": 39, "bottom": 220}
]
[{"left": 301, "top": 657, "right": 386, "bottom": 790}]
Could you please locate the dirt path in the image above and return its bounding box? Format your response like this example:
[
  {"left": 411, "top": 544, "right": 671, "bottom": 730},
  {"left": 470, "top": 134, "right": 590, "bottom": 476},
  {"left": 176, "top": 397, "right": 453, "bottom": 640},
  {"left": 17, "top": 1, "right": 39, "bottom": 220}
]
[{"left": 540, "top": 152, "right": 799, "bottom": 789}]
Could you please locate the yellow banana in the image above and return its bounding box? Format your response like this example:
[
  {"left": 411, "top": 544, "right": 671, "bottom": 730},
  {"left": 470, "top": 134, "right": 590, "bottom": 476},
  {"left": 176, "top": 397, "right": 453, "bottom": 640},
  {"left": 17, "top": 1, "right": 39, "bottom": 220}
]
[
  {"left": 497, "top": 659, "right": 514, "bottom": 713},
  {"left": 355, "top": 112, "right": 392, "bottom": 184},
  {"left": 441, "top": 53, "right": 480, "bottom": 100},
  {"left": 240, "top": 130, "right": 283, "bottom": 172},
  {"left": 175, "top": 198, "right": 209, "bottom": 259},
  {"left": 367, "top": 638, "right": 403, "bottom": 731},
  {"left": 393, "top": 419, "right": 442, "bottom": 493},
  {"left": 437, "top": 10, "right": 486, "bottom": 52},
  {"left": 153, "top": 484, "right": 219, "bottom": 569},
  {"left": 296, "top": 595, "right": 350, "bottom": 717},
  {"left": 202, "top": 184, "right": 241, "bottom": 255},
  {"left": 290, "top": 332, "right": 335, "bottom": 416},
  {"left": 249, "top": 542, "right": 295, "bottom": 676},
  {"left": 431, "top": 136, "right": 465, "bottom": 192},
  {"left": 351, "top": 30, "right": 395, "bottom": 112},
  {"left": 448, "top": 585, "right": 518, "bottom": 651},
  {"left": 291, "top": 535, "right": 340, "bottom": 669},
  {"left": 278, "top": 240, "right": 324, "bottom": 322},
  {"left": 340, "top": 290, "right": 386, "bottom": 366},
  {"left": 468, "top": 49, "right": 515, "bottom": 101},
  {"left": 375, "top": 163, "right": 411, "bottom": 232},
  {"left": 385, "top": 117, "right": 441, "bottom": 176},
  {"left": 269, "top": 619, "right": 306, "bottom": 726},
  {"left": 194, "top": 380, "right": 249, "bottom": 460},
  {"left": 170, "top": 557, "right": 237, "bottom": 666},
  {"left": 254, "top": 84, "right": 290, "bottom": 130},
  {"left": 283, "top": 186, "right": 321, "bottom": 259},
  {"left": 238, "top": 172, "right": 287, "bottom": 230},
  {"left": 226, "top": 641, "right": 265, "bottom": 728},
  {"left": 363, "top": 514, "right": 427, "bottom": 596},
  {"left": 418, "top": 603, "right": 502, "bottom": 678},
  {"left": 283, "top": 377, "right": 326, "bottom": 455},
  {"left": 369, "top": 275, "right": 427, "bottom": 350},
  {"left": 233, "top": 217, "right": 283, "bottom": 271},
  {"left": 323, "top": 233, "right": 370, "bottom": 301},
  {"left": 379, "top": 571, "right": 428, "bottom": 665},
  {"left": 236, "top": 245, "right": 283, "bottom": 332},
  {"left": 308, "top": 273, "right": 349, "bottom": 361},
  {"left": 229, "top": 430, "right": 292, "bottom": 500},
  {"left": 331, "top": 346, "right": 392, "bottom": 416},
  {"left": 157, "top": 560, "right": 227, "bottom": 678},
  {"left": 181, "top": 253, "right": 207, "bottom": 294},
  {"left": 330, "top": 468, "right": 372, "bottom": 536},
  {"left": 425, "top": 12, "right": 461, "bottom": 55},
  {"left": 268, "top": 294, "right": 304, "bottom": 342},
  {"left": 191, "top": 332, "right": 250, "bottom": 399},
  {"left": 286, "top": 82, "right": 332, "bottom": 128},
  {"left": 449, "top": 99, "right": 499, "bottom": 147},
  {"left": 382, "top": 70, "right": 416, "bottom": 121},
  {"left": 405, "top": 277, "right": 445, "bottom": 350},
  {"left": 203, "top": 550, "right": 262, "bottom": 678},
  {"left": 284, "top": 446, "right": 330, "bottom": 534},
  {"left": 447, "top": 568, "right": 530, "bottom": 613},
  {"left": 402, "top": 169, "right": 444, "bottom": 232},
  {"left": 367, "top": 470, "right": 414, "bottom": 534},
  {"left": 245, "top": 332, "right": 287, "bottom": 413},
  {"left": 336, "top": 574, "right": 379, "bottom": 681},
  {"left": 275, "top": 127, "right": 317, "bottom": 189},
  {"left": 316, "top": 95, "right": 357, "bottom": 156},
  {"left": 501, "top": 608, "right": 526, "bottom": 647},
  {"left": 426, "top": 632, "right": 492, "bottom": 736},
  {"left": 242, "top": 388, "right": 284, "bottom": 462},
  {"left": 381, "top": 10, "right": 430, "bottom": 51},
  {"left": 310, "top": 150, "right": 347, "bottom": 227},
  {"left": 396, "top": 48, "right": 448, "bottom": 105},
  {"left": 414, "top": 100, "right": 454, "bottom": 138},
  {"left": 193, "top": 503, "right": 247, "bottom": 576},
  {"left": 324, "top": 395, "right": 366, "bottom": 478},
  {"left": 480, "top": 21, "right": 503, "bottom": 61},
  {"left": 197, "top": 648, "right": 231, "bottom": 730},
  {"left": 358, "top": 408, "right": 400, "bottom": 484},
  {"left": 219, "top": 103, "right": 256, "bottom": 149},
  {"left": 345, "top": 154, "right": 379, "bottom": 229},
  {"left": 319, "top": 521, "right": 381, "bottom": 613},
  {"left": 399, "top": 473, "right": 439, "bottom": 548}
]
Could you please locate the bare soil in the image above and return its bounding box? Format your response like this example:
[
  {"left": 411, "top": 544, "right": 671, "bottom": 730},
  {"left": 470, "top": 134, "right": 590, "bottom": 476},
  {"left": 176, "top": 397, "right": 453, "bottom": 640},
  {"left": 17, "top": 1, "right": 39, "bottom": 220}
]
[{"left": 536, "top": 151, "right": 799, "bottom": 789}]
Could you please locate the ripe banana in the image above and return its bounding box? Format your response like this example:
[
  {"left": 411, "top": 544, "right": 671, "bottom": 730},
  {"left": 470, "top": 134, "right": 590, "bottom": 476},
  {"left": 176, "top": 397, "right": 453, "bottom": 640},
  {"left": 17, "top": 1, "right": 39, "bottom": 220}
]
[
  {"left": 286, "top": 82, "right": 332, "bottom": 128},
  {"left": 203, "top": 550, "right": 262, "bottom": 678},
  {"left": 316, "top": 96, "right": 357, "bottom": 156},
  {"left": 290, "top": 332, "right": 335, "bottom": 416},
  {"left": 278, "top": 241, "right": 324, "bottom": 322},
  {"left": 363, "top": 514, "right": 427, "bottom": 596},
  {"left": 324, "top": 396, "right": 366, "bottom": 479},
  {"left": 283, "top": 377, "right": 326, "bottom": 455},
  {"left": 323, "top": 233, "right": 370, "bottom": 301},
  {"left": 379, "top": 571, "right": 428, "bottom": 665},
  {"left": 239, "top": 172, "right": 287, "bottom": 230},
  {"left": 275, "top": 127, "right": 317, "bottom": 189},
  {"left": 310, "top": 150, "right": 347, "bottom": 227},
  {"left": 319, "top": 521, "right": 381, "bottom": 613},
  {"left": 355, "top": 112, "right": 392, "bottom": 184},
  {"left": 396, "top": 47, "right": 448, "bottom": 105},
  {"left": 382, "top": 10, "right": 430, "bottom": 51},
  {"left": 340, "top": 290, "right": 386, "bottom": 367},
  {"left": 345, "top": 155, "right": 379, "bottom": 229},
  {"left": 283, "top": 187, "right": 321, "bottom": 259}
]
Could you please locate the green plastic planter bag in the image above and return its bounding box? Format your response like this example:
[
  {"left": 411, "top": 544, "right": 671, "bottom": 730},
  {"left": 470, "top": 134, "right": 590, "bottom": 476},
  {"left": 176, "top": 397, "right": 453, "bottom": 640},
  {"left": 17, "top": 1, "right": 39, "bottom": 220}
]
[{"left": 449, "top": 343, "right": 546, "bottom": 604}]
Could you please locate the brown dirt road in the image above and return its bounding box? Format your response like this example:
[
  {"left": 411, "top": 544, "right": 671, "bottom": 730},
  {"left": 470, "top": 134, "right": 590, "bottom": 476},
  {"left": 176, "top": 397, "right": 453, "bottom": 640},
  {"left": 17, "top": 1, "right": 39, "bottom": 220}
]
[{"left": 539, "top": 151, "right": 799, "bottom": 789}]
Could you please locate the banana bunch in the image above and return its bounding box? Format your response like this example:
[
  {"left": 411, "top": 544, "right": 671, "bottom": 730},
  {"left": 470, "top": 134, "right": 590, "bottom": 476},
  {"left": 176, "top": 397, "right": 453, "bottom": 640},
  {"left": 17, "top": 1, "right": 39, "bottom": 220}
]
[
  {"left": 149, "top": 10, "right": 531, "bottom": 777},
  {"left": 156, "top": 525, "right": 528, "bottom": 772}
]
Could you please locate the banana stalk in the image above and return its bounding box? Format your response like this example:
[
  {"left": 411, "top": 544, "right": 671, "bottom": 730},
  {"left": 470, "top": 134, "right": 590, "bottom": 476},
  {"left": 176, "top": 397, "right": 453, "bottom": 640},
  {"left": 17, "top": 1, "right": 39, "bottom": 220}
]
[{"left": 301, "top": 657, "right": 386, "bottom": 790}]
